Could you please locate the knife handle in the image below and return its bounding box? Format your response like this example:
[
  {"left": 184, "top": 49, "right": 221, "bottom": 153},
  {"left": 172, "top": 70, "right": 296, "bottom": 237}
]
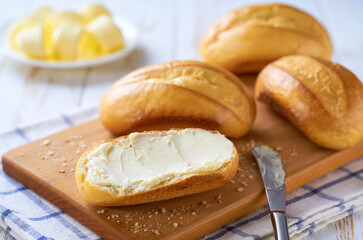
[{"left": 271, "top": 211, "right": 290, "bottom": 240}]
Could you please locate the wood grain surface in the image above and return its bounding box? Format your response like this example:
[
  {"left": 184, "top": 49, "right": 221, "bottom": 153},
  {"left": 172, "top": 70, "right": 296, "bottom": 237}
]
[
  {"left": 1, "top": 0, "right": 363, "bottom": 239},
  {"left": 2, "top": 77, "right": 363, "bottom": 240}
]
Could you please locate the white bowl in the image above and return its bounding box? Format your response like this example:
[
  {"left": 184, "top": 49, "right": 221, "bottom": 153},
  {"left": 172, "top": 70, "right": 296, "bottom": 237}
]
[{"left": 0, "top": 17, "right": 138, "bottom": 69}]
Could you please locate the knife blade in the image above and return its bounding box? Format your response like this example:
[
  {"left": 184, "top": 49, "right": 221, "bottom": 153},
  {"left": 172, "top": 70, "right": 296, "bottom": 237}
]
[{"left": 251, "top": 145, "right": 290, "bottom": 240}]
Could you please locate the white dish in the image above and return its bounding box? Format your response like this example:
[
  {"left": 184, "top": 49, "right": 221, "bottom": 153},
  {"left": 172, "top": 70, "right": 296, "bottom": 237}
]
[{"left": 0, "top": 17, "right": 138, "bottom": 69}]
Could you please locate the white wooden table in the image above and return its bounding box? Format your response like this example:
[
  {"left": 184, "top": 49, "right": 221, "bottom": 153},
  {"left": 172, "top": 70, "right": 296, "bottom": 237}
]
[{"left": 0, "top": 0, "right": 362, "bottom": 239}]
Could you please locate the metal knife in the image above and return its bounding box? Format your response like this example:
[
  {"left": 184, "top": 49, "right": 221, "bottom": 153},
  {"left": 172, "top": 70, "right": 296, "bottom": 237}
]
[{"left": 251, "top": 145, "right": 290, "bottom": 240}]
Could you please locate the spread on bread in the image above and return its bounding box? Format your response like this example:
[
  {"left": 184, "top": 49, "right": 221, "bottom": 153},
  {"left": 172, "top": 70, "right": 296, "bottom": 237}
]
[
  {"left": 5, "top": 3, "right": 124, "bottom": 61},
  {"left": 255, "top": 55, "right": 363, "bottom": 150},
  {"left": 76, "top": 128, "right": 239, "bottom": 206},
  {"left": 200, "top": 3, "right": 333, "bottom": 73},
  {"left": 99, "top": 60, "right": 256, "bottom": 138}
]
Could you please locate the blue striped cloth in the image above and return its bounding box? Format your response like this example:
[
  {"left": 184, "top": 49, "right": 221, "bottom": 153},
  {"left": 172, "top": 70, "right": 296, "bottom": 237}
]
[{"left": 1, "top": 107, "right": 362, "bottom": 240}]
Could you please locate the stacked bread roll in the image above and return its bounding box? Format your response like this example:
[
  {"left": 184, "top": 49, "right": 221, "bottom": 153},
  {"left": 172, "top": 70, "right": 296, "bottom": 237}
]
[
  {"left": 255, "top": 55, "right": 363, "bottom": 150},
  {"left": 99, "top": 60, "right": 256, "bottom": 138},
  {"left": 200, "top": 3, "right": 332, "bottom": 73}
]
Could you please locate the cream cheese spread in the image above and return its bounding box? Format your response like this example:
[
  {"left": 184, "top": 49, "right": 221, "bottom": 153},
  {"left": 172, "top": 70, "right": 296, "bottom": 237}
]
[
  {"left": 252, "top": 145, "right": 285, "bottom": 190},
  {"left": 84, "top": 128, "right": 235, "bottom": 194}
]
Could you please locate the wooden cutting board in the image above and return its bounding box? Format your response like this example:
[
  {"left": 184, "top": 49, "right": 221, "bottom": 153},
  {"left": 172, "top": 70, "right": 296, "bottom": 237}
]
[{"left": 2, "top": 76, "right": 363, "bottom": 240}]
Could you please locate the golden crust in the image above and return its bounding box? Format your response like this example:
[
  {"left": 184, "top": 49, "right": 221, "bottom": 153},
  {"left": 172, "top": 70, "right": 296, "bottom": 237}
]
[
  {"left": 255, "top": 55, "right": 363, "bottom": 150},
  {"left": 75, "top": 130, "right": 239, "bottom": 206},
  {"left": 200, "top": 3, "right": 333, "bottom": 73},
  {"left": 99, "top": 60, "right": 255, "bottom": 138}
]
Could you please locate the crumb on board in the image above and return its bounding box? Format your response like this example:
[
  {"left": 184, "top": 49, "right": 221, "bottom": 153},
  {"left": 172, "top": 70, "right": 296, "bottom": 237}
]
[
  {"left": 236, "top": 187, "right": 244, "bottom": 192},
  {"left": 42, "top": 139, "right": 51, "bottom": 146},
  {"left": 96, "top": 209, "right": 105, "bottom": 214},
  {"left": 239, "top": 139, "right": 257, "bottom": 152},
  {"left": 119, "top": 203, "right": 201, "bottom": 235},
  {"left": 151, "top": 229, "right": 160, "bottom": 235},
  {"left": 215, "top": 194, "right": 222, "bottom": 200},
  {"left": 199, "top": 201, "right": 211, "bottom": 208},
  {"left": 276, "top": 146, "right": 283, "bottom": 151}
]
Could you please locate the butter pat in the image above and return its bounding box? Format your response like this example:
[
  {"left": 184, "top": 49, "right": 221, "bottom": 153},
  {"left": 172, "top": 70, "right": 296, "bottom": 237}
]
[{"left": 84, "top": 128, "right": 234, "bottom": 194}]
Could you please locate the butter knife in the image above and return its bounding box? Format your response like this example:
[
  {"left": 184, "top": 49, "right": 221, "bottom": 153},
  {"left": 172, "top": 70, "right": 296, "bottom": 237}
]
[{"left": 251, "top": 145, "right": 290, "bottom": 240}]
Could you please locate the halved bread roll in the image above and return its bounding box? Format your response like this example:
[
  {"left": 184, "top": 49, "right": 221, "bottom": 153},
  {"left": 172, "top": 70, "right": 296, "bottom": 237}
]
[
  {"left": 255, "top": 55, "right": 363, "bottom": 150},
  {"left": 200, "top": 3, "right": 333, "bottom": 73},
  {"left": 99, "top": 60, "right": 256, "bottom": 138},
  {"left": 76, "top": 128, "right": 239, "bottom": 206}
]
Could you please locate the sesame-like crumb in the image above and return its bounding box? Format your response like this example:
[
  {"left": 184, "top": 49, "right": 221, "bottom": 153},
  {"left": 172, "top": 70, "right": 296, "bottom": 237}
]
[
  {"left": 96, "top": 209, "right": 104, "bottom": 214},
  {"left": 236, "top": 187, "right": 244, "bottom": 192},
  {"left": 151, "top": 229, "right": 160, "bottom": 235},
  {"left": 215, "top": 194, "right": 222, "bottom": 200},
  {"left": 42, "top": 139, "right": 51, "bottom": 146},
  {"left": 200, "top": 201, "right": 211, "bottom": 207},
  {"left": 172, "top": 223, "right": 178, "bottom": 228}
]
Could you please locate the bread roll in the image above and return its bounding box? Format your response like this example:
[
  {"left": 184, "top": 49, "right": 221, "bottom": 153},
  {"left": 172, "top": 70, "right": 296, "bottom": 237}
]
[
  {"left": 255, "top": 55, "right": 363, "bottom": 150},
  {"left": 76, "top": 128, "right": 239, "bottom": 206},
  {"left": 200, "top": 3, "right": 333, "bottom": 73},
  {"left": 99, "top": 60, "right": 255, "bottom": 138}
]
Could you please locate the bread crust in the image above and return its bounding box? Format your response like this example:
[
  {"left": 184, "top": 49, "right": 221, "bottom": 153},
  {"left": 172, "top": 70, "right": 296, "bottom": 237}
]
[
  {"left": 200, "top": 3, "right": 333, "bottom": 73},
  {"left": 99, "top": 60, "right": 255, "bottom": 138},
  {"left": 76, "top": 130, "right": 239, "bottom": 206},
  {"left": 255, "top": 55, "right": 363, "bottom": 150}
]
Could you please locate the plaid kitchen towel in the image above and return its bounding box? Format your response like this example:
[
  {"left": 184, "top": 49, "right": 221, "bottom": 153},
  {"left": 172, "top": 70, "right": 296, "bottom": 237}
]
[{"left": 0, "top": 106, "right": 362, "bottom": 240}]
